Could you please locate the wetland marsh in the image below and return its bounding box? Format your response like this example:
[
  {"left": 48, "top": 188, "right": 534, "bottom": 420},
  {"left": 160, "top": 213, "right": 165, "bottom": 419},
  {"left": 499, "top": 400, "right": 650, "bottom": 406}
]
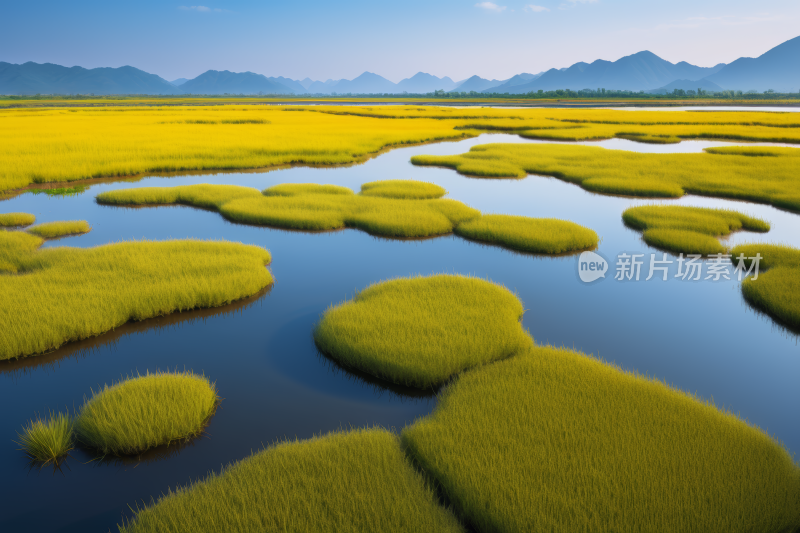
[{"left": 1, "top": 123, "right": 799, "bottom": 532}]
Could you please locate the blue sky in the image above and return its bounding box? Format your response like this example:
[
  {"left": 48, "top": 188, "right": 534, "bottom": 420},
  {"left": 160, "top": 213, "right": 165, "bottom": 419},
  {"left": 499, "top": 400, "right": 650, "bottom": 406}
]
[{"left": 2, "top": 1, "right": 798, "bottom": 82}]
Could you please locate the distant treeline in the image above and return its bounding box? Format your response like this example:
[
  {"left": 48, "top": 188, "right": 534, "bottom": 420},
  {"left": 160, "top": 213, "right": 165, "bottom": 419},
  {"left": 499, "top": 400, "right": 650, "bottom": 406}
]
[{"left": 2, "top": 88, "right": 800, "bottom": 104}]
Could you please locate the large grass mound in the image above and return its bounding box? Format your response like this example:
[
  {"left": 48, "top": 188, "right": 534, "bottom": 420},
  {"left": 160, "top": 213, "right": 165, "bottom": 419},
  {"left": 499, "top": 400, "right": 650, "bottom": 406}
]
[
  {"left": 622, "top": 205, "right": 770, "bottom": 255},
  {"left": 456, "top": 214, "right": 598, "bottom": 254},
  {"left": 403, "top": 345, "right": 800, "bottom": 533},
  {"left": 313, "top": 275, "right": 531, "bottom": 389},
  {"left": 98, "top": 182, "right": 479, "bottom": 238},
  {"left": 731, "top": 243, "right": 800, "bottom": 329},
  {"left": 118, "top": 428, "right": 464, "bottom": 533},
  {"left": 75, "top": 371, "right": 218, "bottom": 455},
  {"left": 0, "top": 229, "right": 272, "bottom": 360},
  {"left": 411, "top": 144, "right": 800, "bottom": 212}
]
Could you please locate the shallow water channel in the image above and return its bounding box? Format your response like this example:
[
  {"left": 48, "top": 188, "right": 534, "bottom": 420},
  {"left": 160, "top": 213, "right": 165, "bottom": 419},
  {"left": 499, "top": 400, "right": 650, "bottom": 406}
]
[{"left": 1, "top": 133, "right": 798, "bottom": 532}]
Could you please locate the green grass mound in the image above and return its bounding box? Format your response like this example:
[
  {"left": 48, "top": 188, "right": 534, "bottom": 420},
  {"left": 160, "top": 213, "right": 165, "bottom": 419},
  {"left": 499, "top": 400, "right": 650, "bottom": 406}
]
[
  {"left": 15, "top": 412, "right": 74, "bottom": 466},
  {"left": 262, "top": 183, "right": 354, "bottom": 197},
  {"left": 98, "top": 183, "right": 479, "bottom": 239},
  {"left": 0, "top": 212, "right": 35, "bottom": 227},
  {"left": 403, "top": 345, "right": 800, "bottom": 533},
  {"left": 731, "top": 243, "right": 800, "bottom": 329},
  {"left": 118, "top": 428, "right": 464, "bottom": 533},
  {"left": 76, "top": 371, "right": 217, "bottom": 455},
  {"left": 411, "top": 144, "right": 800, "bottom": 212},
  {"left": 623, "top": 205, "right": 770, "bottom": 255},
  {"left": 0, "top": 229, "right": 272, "bottom": 360},
  {"left": 313, "top": 275, "right": 531, "bottom": 389},
  {"left": 26, "top": 220, "right": 91, "bottom": 239},
  {"left": 456, "top": 215, "right": 598, "bottom": 254},
  {"left": 360, "top": 179, "right": 446, "bottom": 199}
]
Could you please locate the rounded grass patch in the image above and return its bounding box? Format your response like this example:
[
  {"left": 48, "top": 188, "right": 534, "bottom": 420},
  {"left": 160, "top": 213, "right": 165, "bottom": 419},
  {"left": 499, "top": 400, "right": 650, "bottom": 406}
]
[
  {"left": 402, "top": 345, "right": 800, "bottom": 533},
  {"left": 360, "top": 179, "right": 446, "bottom": 199},
  {"left": 75, "top": 370, "right": 218, "bottom": 455},
  {"left": 455, "top": 214, "right": 598, "bottom": 254},
  {"left": 0, "top": 212, "right": 35, "bottom": 227},
  {"left": 313, "top": 274, "right": 531, "bottom": 389},
  {"left": 26, "top": 220, "right": 91, "bottom": 239}
]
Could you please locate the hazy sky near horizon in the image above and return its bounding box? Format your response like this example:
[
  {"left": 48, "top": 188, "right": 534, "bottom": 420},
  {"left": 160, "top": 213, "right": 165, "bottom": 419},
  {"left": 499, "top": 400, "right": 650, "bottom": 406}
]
[{"left": 2, "top": 0, "right": 798, "bottom": 82}]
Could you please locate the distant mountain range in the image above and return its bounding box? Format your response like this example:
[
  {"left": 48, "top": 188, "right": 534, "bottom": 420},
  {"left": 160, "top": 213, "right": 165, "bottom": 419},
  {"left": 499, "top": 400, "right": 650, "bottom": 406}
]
[{"left": 2, "top": 35, "right": 798, "bottom": 95}]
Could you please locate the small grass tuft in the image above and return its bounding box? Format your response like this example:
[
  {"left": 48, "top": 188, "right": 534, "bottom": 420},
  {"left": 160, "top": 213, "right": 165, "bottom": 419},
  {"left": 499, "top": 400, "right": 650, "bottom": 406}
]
[
  {"left": 314, "top": 274, "right": 532, "bottom": 389},
  {"left": 0, "top": 212, "right": 35, "bottom": 227},
  {"left": 456, "top": 214, "right": 598, "bottom": 254},
  {"left": 26, "top": 220, "right": 91, "bottom": 239},
  {"left": 75, "top": 370, "right": 218, "bottom": 456},
  {"left": 622, "top": 205, "right": 770, "bottom": 255},
  {"left": 16, "top": 411, "right": 74, "bottom": 466}
]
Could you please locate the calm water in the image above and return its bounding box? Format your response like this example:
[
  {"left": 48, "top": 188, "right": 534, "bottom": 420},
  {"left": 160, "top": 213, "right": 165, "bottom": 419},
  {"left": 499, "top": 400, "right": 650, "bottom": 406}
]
[{"left": 1, "top": 134, "right": 798, "bottom": 533}]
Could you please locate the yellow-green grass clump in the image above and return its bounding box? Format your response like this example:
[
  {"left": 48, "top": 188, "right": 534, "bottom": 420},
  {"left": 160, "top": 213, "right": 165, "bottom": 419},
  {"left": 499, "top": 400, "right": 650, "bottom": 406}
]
[
  {"left": 0, "top": 229, "right": 272, "bottom": 360},
  {"left": 16, "top": 412, "right": 74, "bottom": 466},
  {"left": 118, "top": 428, "right": 464, "bottom": 533},
  {"left": 26, "top": 220, "right": 91, "bottom": 239},
  {"left": 456, "top": 214, "right": 598, "bottom": 254},
  {"left": 731, "top": 243, "right": 800, "bottom": 329},
  {"left": 403, "top": 345, "right": 800, "bottom": 533},
  {"left": 360, "top": 179, "right": 446, "bottom": 199},
  {"left": 411, "top": 144, "right": 800, "bottom": 212},
  {"left": 75, "top": 371, "right": 217, "bottom": 455},
  {"left": 622, "top": 205, "right": 770, "bottom": 255},
  {"left": 0, "top": 212, "right": 35, "bottom": 227},
  {"left": 97, "top": 183, "right": 480, "bottom": 238},
  {"left": 313, "top": 275, "right": 531, "bottom": 389}
]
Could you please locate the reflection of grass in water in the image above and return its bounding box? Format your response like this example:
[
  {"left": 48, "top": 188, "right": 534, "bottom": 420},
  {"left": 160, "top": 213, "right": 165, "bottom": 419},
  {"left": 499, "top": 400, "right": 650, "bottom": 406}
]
[
  {"left": 456, "top": 214, "right": 598, "bottom": 254},
  {"left": 28, "top": 185, "right": 88, "bottom": 197},
  {"left": 75, "top": 370, "right": 218, "bottom": 456},
  {"left": 118, "top": 428, "right": 464, "bottom": 533},
  {"left": 411, "top": 144, "right": 800, "bottom": 212},
  {"left": 622, "top": 204, "right": 770, "bottom": 255},
  {"left": 731, "top": 243, "right": 800, "bottom": 329},
  {"left": 403, "top": 344, "right": 800, "bottom": 533},
  {"left": 0, "top": 212, "right": 35, "bottom": 227},
  {"left": 0, "top": 228, "right": 273, "bottom": 360},
  {"left": 26, "top": 220, "right": 91, "bottom": 239},
  {"left": 15, "top": 411, "right": 74, "bottom": 466},
  {"left": 314, "top": 274, "right": 531, "bottom": 389}
]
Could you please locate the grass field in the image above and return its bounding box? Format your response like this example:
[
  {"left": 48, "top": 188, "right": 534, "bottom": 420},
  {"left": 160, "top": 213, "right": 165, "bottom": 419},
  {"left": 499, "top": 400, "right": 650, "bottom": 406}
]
[
  {"left": 455, "top": 214, "right": 599, "bottom": 254},
  {"left": 75, "top": 371, "right": 218, "bottom": 455},
  {"left": 411, "top": 144, "right": 800, "bottom": 212},
  {"left": 3, "top": 105, "right": 800, "bottom": 194},
  {"left": 0, "top": 212, "right": 35, "bottom": 227},
  {"left": 0, "top": 229, "right": 273, "bottom": 360},
  {"left": 118, "top": 428, "right": 464, "bottom": 533},
  {"left": 403, "top": 345, "right": 800, "bottom": 533},
  {"left": 15, "top": 411, "right": 74, "bottom": 466},
  {"left": 731, "top": 243, "right": 800, "bottom": 329},
  {"left": 622, "top": 205, "right": 770, "bottom": 255},
  {"left": 313, "top": 275, "right": 531, "bottom": 389},
  {"left": 25, "top": 220, "right": 92, "bottom": 239}
]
